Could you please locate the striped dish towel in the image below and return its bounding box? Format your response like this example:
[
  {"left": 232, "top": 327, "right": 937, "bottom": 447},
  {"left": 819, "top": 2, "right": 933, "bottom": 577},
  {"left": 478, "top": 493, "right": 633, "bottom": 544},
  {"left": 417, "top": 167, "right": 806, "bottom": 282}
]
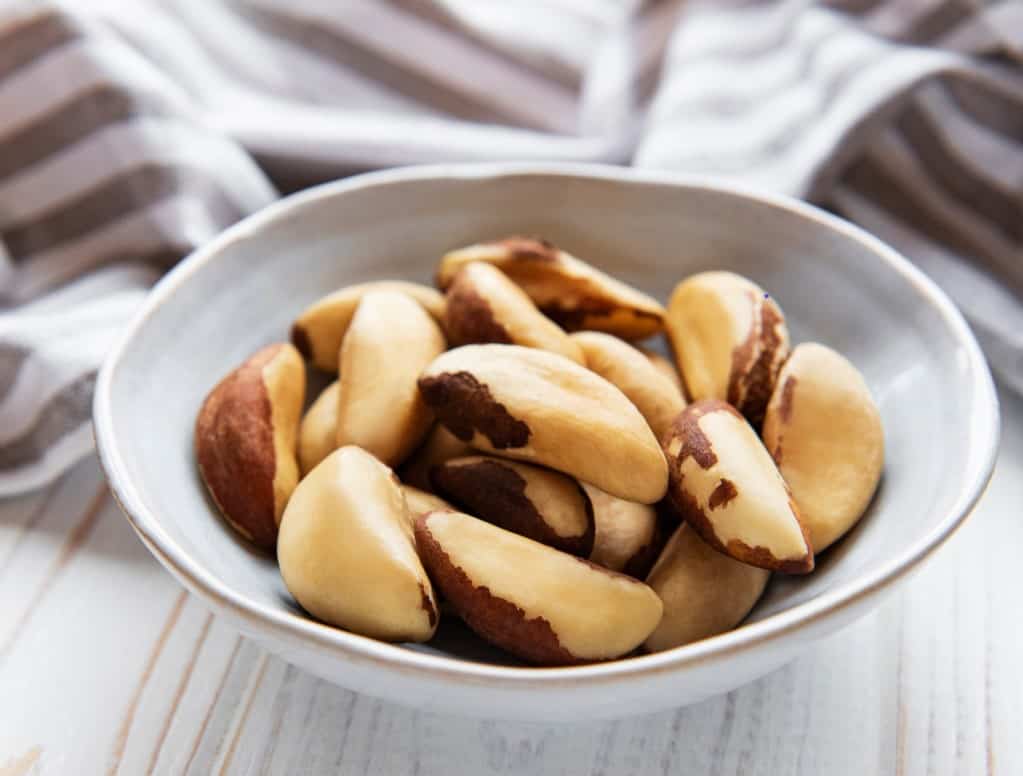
[{"left": 0, "top": 0, "right": 1020, "bottom": 495}]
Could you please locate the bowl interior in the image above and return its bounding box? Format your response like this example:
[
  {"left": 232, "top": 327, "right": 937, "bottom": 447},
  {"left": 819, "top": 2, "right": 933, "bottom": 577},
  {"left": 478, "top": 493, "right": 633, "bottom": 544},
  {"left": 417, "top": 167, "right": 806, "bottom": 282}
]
[{"left": 102, "top": 168, "right": 992, "bottom": 668}]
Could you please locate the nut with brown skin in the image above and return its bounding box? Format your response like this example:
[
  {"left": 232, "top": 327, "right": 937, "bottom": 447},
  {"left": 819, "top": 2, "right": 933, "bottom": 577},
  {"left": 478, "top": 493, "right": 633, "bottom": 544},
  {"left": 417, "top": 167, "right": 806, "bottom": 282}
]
[
  {"left": 662, "top": 399, "right": 813, "bottom": 574},
  {"left": 431, "top": 455, "right": 594, "bottom": 556},
  {"left": 298, "top": 380, "right": 339, "bottom": 475},
  {"left": 644, "top": 524, "right": 770, "bottom": 652},
  {"left": 762, "top": 343, "right": 884, "bottom": 553},
  {"left": 414, "top": 511, "right": 663, "bottom": 665},
  {"left": 401, "top": 484, "right": 454, "bottom": 518},
  {"left": 195, "top": 343, "right": 305, "bottom": 551},
  {"left": 666, "top": 272, "right": 790, "bottom": 428},
  {"left": 418, "top": 344, "right": 668, "bottom": 503},
  {"left": 398, "top": 424, "right": 473, "bottom": 491},
  {"left": 445, "top": 262, "right": 584, "bottom": 364},
  {"left": 582, "top": 483, "right": 662, "bottom": 578},
  {"left": 337, "top": 290, "right": 446, "bottom": 466},
  {"left": 436, "top": 237, "right": 665, "bottom": 339},
  {"left": 571, "top": 331, "right": 686, "bottom": 441},
  {"left": 277, "top": 446, "right": 438, "bottom": 642},
  {"left": 291, "top": 281, "right": 445, "bottom": 373}
]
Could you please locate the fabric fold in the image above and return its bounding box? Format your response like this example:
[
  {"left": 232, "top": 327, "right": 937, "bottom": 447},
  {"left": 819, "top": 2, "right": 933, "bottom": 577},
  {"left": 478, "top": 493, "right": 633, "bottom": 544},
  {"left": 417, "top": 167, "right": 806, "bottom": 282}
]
[{"left": 0, "top": 0, "right": 1019, "bottom": 494}]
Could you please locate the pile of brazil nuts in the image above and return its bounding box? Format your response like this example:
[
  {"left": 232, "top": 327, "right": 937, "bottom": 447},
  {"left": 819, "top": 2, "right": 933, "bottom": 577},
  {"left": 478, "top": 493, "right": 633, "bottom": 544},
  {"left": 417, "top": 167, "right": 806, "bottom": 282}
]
[{"left": 195, "top": 236, "right": 884, "bottom": 665}]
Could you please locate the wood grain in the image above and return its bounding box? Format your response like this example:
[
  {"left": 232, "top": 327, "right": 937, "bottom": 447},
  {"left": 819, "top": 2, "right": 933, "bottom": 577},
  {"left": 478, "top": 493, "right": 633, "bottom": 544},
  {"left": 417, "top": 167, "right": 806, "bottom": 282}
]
[
  {"left": 145, "top": 613, "right": 214, "bottom": 776},
  {"left": 0, "top": 388, "right": 1021, "bottom": 775},
  {"left": 108, "top": 591, "right": 188, "bottom": 775}
]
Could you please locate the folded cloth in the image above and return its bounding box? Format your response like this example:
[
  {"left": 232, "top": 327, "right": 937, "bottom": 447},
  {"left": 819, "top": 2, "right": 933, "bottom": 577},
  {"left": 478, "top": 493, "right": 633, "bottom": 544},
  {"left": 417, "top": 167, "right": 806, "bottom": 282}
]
[{"left": 0, "top": 0, "right": 1020, "bottom": 495}]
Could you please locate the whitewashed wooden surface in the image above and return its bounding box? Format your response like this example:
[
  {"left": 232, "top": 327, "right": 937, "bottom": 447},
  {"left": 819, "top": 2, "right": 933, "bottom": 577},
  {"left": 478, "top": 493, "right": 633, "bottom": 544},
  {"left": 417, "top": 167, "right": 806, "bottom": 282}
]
[{"left": 1, "top": 387, "right": 1018, "bottom": 776}]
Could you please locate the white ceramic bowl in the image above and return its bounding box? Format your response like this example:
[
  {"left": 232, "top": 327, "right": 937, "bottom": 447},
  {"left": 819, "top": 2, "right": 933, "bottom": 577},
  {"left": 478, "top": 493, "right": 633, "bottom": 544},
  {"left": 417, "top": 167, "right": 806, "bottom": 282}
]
[{"left": 93, "top": 164, "right": 998, "bottom": 721}]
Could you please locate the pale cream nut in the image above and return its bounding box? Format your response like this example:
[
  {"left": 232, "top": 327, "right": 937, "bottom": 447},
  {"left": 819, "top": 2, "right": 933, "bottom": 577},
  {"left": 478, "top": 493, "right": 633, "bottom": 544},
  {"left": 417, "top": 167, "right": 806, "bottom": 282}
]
[
  {"left": 762, "top": 342, "right": 884, "bottom": 553},
  {"left": 291, "top": 281, "right": 445, "bottom": 372},
  {"left": 582, "top": 483, "right": 661, "bottom": 578},
  {"left": 445, "top": 262, "right": 584, "bottom": 363},
  {"left": 418, "top": 344, "right": 668, "bottom": 503},
  {"left": 398, "top": 424, "right": 473, "bottom": 491},
  {"left": 662, "top": 399, "right": 813, "bottom": 574},
  {"left": 401, "top": 484, "right": 454, "bottom": 519},
  {"left": 437, "top": 237, "right": 665, "bottom": 339},
  {"left": 666, "top": 271, "right": 789, "bottom": 427},
  {"left": 298, "top": 380, "right": 340, "bottom": 475},
  {"left": 431, "top": 455, "right": 594, "bottom": 556},
  {"left": 277, "top": 446, "right": 438, "bottom": 642},
  {"left": 337, "top": 290, "right": 446, "bottom": 466},
  {"left": 640, "top": 347, "right": 685, "bottom": 395},
  {"left": 644, "top": 524, "right": 770, "bottom": 652},
  {"left": 414, "top": 510, "right": 663, "bottom": 665},
  {"left": 571, "top": 331, "right": 685, "bottom": 441},
  {"left": 195, "top": 343, "right": 305, "bottom": 550}
]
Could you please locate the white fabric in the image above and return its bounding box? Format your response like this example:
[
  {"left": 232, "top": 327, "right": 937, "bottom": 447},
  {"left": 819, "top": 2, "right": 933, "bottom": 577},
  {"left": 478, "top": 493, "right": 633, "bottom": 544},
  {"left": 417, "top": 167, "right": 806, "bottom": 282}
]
[{"left": 0, "top": 0, "right": 1019, "bottom": 494}]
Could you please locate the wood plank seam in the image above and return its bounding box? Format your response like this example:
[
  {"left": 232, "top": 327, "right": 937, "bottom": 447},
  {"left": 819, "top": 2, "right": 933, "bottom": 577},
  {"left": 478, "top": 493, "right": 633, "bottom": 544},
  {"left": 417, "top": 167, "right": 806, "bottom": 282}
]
[
  {"left": 145, "top": 611, "right": 215, "bottom": 776},
  {"left": 262, "top": 664, "right": 298, "bottom": 769},
  {"left": 0, "top": 745, "right": 42, "bottom": 776},
  {"left": 0, "top": 482, "right": 107, "bottom": 662},
  {"left": 182, "top": 636, "right": 243, "bottom": 774},
  {"left": 217, "top": 651, "right": 270, "bottom": 775},
  {"left": 895, "top": 607, "right": 907, "bottom": 776},
  {"left": 0, "top": 470, "right": 65, "bottom": 576},
  {"left": 984, "top": 571, "right": 996, "bottom": 776},
  {"left": 108, "top": 589, "right": 188, "bottom": 775}
]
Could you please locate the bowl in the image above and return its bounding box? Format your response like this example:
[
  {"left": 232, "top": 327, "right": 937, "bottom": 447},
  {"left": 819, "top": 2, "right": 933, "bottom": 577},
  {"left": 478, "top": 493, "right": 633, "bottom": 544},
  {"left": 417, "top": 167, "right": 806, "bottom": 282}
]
[{"left": 93, "top": 164, "right": 998, "bottom": 721}]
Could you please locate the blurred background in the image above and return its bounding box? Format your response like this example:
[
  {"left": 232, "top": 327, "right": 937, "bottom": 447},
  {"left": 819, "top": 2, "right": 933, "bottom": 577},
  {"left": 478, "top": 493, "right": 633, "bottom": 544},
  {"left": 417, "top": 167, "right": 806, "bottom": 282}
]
[{"left": 0, "top": 0, "right": 1020, "bottom": 495}]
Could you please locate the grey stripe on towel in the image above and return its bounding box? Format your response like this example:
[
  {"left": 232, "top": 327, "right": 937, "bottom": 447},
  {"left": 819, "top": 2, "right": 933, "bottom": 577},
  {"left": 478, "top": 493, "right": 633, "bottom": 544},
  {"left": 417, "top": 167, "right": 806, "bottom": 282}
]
[{"left": 0, "top": 0, "right": 1020, "bottom": 494}]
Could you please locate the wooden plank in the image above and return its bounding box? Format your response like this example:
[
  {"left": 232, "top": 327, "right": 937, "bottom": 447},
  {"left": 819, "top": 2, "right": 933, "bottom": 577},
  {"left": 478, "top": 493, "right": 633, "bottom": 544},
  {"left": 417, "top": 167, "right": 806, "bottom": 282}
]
[
  {"left": 151, "top": 622, "right": 244, "bottom": 775},
  {"left": 0, "top": 459, "right": 106, "bottom": 654},
  {"left": 0, "top": 460, "right": 187, "bottom": 774},
  {"left": 0, "top": 386, "right": 1019, "bottom": 774},
  {"left": 108, "top": 590, "right": 188, "bottom": 775}
]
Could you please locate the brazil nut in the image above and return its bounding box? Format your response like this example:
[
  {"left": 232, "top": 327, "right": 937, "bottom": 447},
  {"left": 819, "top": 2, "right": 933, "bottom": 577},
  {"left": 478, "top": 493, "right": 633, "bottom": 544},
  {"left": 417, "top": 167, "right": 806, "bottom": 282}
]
[
  {"left": 582, "top": 483, "right": 662, "bottom": 578},
  {"left": 762, "top": 343, "right": 884, "bottom": 552},
  {"left": 571, "top": 331, "right": 685, "bottom": 441},
  {"left": 415, "top": 510, "right": 663, "bottom": 665},
  {"left": 645, "top": 524, "right": 770, "bottom": 652},
  {"left": 662, "top": 399, "right": 813, "bottom": 573},
  {"left": 666, "top": 272, "right": 789, "bottom": 427},
  {"left": 336, "top": 290, "right": 446, "bottom": 466},
  {"left": 297, "top": 380, "right": 339, "bottom": 475},
  {"left": 444, "top": 262, "right": 584, "bottom": 363},
  {"left": 277, "top": 446, "right": 438, "bottom": 642},
  {"left": 291, "top": 281, "right": 445, "bottom": 372},
  {"left": 195, "top": 343, "right": 305, "bottom": 550},
  {"left": 431, "top": 455, "right": 594, "bottom": 556},
  {"left": 418, "top": 344, "right": 668, "bottom": 503},
  {"left": 437, "top": 237, "right": 665, "bottom": 339}
]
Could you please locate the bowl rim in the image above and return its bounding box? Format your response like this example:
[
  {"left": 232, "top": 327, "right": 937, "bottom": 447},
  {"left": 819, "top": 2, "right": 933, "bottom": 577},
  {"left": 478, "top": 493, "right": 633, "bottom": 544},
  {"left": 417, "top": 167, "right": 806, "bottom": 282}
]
[{"left": 93, "top": 162, "right": 1000, "bottom": 688}]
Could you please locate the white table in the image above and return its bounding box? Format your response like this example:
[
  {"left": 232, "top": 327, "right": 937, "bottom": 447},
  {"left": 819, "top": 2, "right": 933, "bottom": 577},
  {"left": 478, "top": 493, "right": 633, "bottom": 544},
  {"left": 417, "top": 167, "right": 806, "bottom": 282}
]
[{"left": 1, "top": 387, "right": 1018, "bottom": 776}]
